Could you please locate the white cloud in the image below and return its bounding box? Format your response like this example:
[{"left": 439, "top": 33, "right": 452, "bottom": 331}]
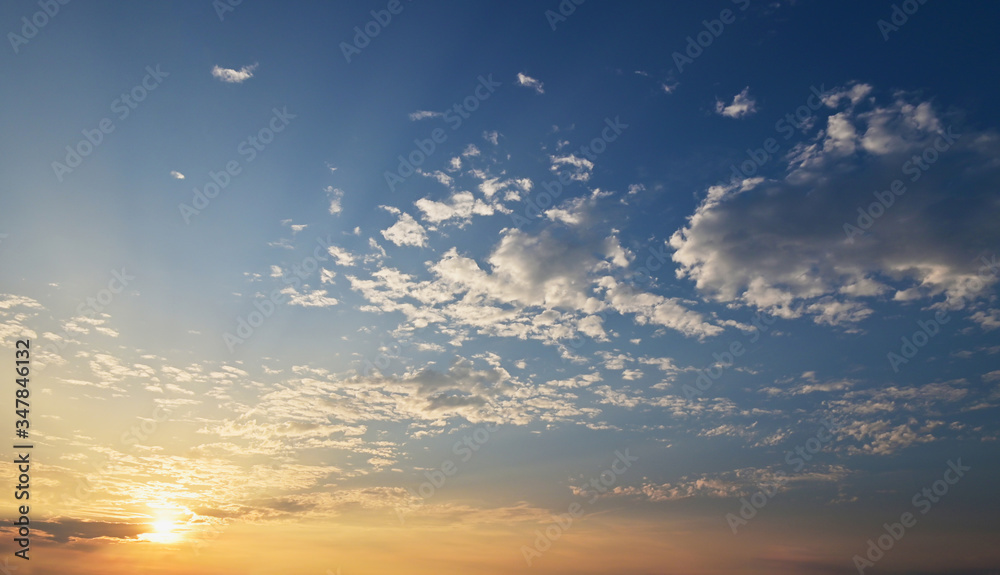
[
  {"left": 211, "top": 63, "right": 258, "bottom": 84},
  {"left": 596, "top": 276, "right": 723, "bottom": 339},
  {"left": 550, "top": 154, "right": 594, "bottom": 182},
  {"left": 670, "top": 86, "right": 1000, "bottom": 326},
  {"left": 516, "top": 73, "right": 544, "bottom": 94},
  {"left": 409, "top": 110, "right": 442, "bottom": 121},
  {"left": 348, "top": 222, "right": 721, "bottom": 344},
  {"left": 544, "top": 195, "right": 593, "bottom": 227},
  {"left": 715, "top": 87, "right": 757, "bottom": 119},
  {"left": 415, "top": 191, "right": 499, "bottom": 225},
  {"left": 420, "top": 170, "right": 453, "bottom": 187},
  {"left": 821, "top": 83, "right": 873, "bottom": 108},
  {"left": 477, "top": 176, "right": 528, "bottom": 199},
  {"left": 548, "top": 372, "right": 602, "bottom": 388},
  {"left": 381, "top": 213, "right": 428, "bottom": 247},
  {"left": 280, "top": 286, "right": 339, "bottom": 308},
  {"left": 327, "top": 246, "right": 356, "bottom": 266},
  {"left": 325, "top": 186, "right": 344, "bottom": 215},
  {"left": 169, "top": 171, "right": 185, "bottom": 180},
  {"left": 281, "top": 221, "right": 307, "bottom": 234}
]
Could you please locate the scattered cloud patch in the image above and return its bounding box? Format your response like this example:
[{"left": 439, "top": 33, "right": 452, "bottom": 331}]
[
  {"left": 715, "top": 87, "right": 758, "bottom": 119},
  {"left": 409, "top": 110, "right": 443, "bottom": 121},
  {"left": 326, "top": 186, "right": 345, "bottom": 215},
  {"left": 211, "top": 63, "right": 258, "bottom": 84}
]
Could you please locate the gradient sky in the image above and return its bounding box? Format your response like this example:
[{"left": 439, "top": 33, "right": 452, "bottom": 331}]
[{"left": 2, "top": 1, "right": 1000, "bottom": 574}]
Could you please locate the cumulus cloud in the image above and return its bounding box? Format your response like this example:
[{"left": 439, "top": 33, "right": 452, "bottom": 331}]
[
  {"left": 169, "top": 170, "right": 185, "bottom": 179},
  {"left": 715, "top": 87, "right": 758, "bottom": 119},
  {"left": 381, "top": 212, "right": 428, "bottom": 247},
  {"left": 348, "top": 210, "right": 722, "bottom": 345},
  {"left": 211, "top": 63, "right": 258, "bottom": 84},
  {"left": 516, "top": 72, "right": 544, "bottom": 94},
  {"left": 670, "top": 84, "right": 1000, "bottom": 327}
]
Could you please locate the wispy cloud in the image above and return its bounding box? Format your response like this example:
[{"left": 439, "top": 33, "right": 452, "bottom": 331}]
[
  {"left": 409, "top": 110, "right": 443, "bottom": 121},
  {"left": 516, "top": 72, "right": 544, "bottom": 94}
]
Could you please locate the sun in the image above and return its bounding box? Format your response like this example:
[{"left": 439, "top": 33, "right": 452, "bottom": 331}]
[
  {"left": 154, "top": 520, "right": 174, "bottom": 533},
  {"left": 139, "top": 518, "right": 182, "bottom": 544}
]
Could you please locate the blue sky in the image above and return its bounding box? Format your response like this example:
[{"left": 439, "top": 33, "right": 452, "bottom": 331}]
[{"left": 1, "top": 1, "right": 999, "bottom": 574}]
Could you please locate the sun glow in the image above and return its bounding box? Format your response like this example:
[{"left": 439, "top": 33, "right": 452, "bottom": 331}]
[
  {"left": 138, "top": 508, "right": 187, "bottom": 545},
  {"left": 139, "top": 519, "right": 181, "bottom": 544}
]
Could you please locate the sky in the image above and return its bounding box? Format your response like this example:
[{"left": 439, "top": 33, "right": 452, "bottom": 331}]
[{"left": 1, "top": 1, "right": 999, "bottom": 574}]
